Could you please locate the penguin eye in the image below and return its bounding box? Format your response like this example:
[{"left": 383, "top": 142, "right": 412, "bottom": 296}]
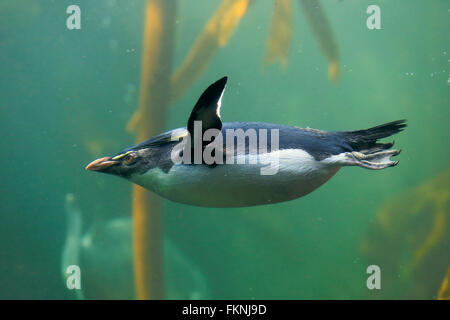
[{"left": 124, "top": 154, "right": 135, "bottom": 164}]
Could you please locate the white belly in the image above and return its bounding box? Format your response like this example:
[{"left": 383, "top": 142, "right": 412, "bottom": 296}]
[{"left": 130, "top": 149, "right": 341, "bottom": 207}]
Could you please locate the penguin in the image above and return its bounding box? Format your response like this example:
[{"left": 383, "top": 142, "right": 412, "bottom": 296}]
[{"left": 86, "top": 77, "right": 406, "bottom": 207}]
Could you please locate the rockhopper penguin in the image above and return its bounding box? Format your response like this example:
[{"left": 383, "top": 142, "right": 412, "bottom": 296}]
[{"left": 86, "top": 77, "right": 406, "bottom": 207}]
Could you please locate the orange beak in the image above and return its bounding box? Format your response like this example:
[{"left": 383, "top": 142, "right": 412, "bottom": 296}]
[{"left": 85, "top": 157, "right": 119, "bottom": 171}]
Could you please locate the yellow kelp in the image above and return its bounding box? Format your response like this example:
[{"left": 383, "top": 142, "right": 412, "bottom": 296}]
[
  {"left": 264, "top": 0, "right": 293, "bottom": 70},
  {"left": 170, "top": 0, "right": 250, "bottom": 102},
  {"left": 361, "top": 170, "right": 450, "bottom": 299},
  {"left": 298, "top": 0, "right": 339, "bottom": 82},
  {"left": 438, "top": 267, "right": 450, "bottom": 300},
  {"left": 128, "top": 0, "right": 177, "bottom": 300},
  {"left": 128, "top": 0, "right": 175, "bottom": 136}
]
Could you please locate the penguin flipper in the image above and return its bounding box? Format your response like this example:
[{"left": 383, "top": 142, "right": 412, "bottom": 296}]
[{"left": 187, "top": 77, "right": 227, "bottom": 144}]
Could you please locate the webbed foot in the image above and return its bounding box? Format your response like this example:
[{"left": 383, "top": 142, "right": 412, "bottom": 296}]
[{"left": 345, "top": 149, "right": 401, "bottom": 170}]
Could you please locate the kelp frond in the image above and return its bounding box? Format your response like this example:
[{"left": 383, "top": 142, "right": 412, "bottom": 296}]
[
  {"left": 170, "top": 0, "right": 251, "bottom": 102},
  {"left": 298, "top": 0, "right": 339, "bottom": 82},
  {"left": 264, "top": 0, "right": 293, "bottom": 70}
]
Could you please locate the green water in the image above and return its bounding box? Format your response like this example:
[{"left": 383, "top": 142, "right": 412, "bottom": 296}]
[{"left": 1, "top": 0, "right": 449, "bottom": 299}]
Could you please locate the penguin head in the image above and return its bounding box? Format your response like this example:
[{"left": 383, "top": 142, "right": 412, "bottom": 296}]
[
  {"left": 85, "top": 147, "right": 152, "bottom": 178},
  {"left": 86, "top": 76, "right": 228, "bottom": 179}
]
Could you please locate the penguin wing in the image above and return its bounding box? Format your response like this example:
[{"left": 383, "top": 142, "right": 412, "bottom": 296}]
[{"left": 187, "top": 77, "right": 227, "bottom": 143}]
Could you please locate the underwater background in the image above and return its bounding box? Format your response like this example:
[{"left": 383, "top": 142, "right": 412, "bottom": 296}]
[{"left": 0, "top": 0, "right": 449, "bottom": 299}]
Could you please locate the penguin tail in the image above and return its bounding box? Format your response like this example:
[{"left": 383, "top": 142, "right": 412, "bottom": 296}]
[
  {"left": 340, "top": 120, "right": 406, "bottom": 153},
  {"left": 337, "top": 120, "right": 406, "bottom": 170}
]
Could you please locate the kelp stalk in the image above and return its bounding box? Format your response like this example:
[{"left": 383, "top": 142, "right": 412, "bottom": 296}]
[{"left": 128, "top": 0, "right": 176, "bottom": 300}]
